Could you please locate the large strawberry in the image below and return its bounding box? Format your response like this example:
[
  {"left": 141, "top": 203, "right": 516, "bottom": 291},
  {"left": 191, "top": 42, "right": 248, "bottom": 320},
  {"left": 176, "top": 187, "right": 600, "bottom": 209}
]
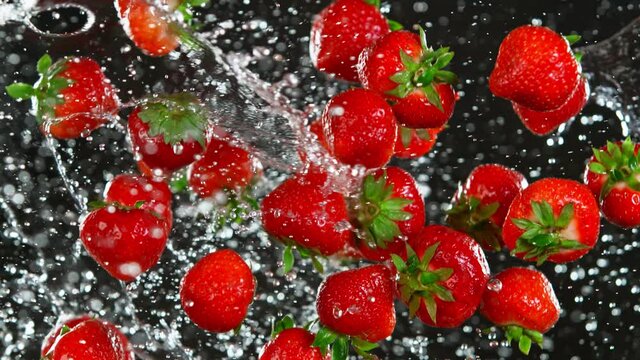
[
  {"left": 394, "top": 127, "right": 441, "bottom": 159},
  {"left": 259, "top": 316, "right": 327, "bottom": 360},
  {"left": 480, "top": 267, "right": 560, "bottom": 355},
  {"left": 358, "top": 29, "right": 458, "bottom": 129},
  {"left": 391, "top": 225, "right": 490, "bottom": 328},
  {"left": 446, "top": 164, "right": 528, "bottom": 251},
  {"left": 180, "top": 249, "right": 256, "bottom": 332},
  {"left": 502, "top": 178, "right": 600, "bottom": 264},
  {"left": 489, "top": 26, "right": 582, "bottom": 111},
  {"left": 321, "top": 88, "right": 397, "bottom": 168},
  {"left": 314, "top": 264, "right": 395, "bottom": 360},
  {"left": 309, "top": 0, "right": 391, "bottom": 82},
  {"left": 6, "top": 54, "right": 118, "bottom": 139},
  {"left": 584, "top": 138, "right": 640, "bottom": 228}
]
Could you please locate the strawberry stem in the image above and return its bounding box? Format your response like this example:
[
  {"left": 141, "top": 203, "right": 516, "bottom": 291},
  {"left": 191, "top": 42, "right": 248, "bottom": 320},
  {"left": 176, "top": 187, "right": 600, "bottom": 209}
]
[
  {"left": 446, "top": 193, "right": 502, "bottom": 251},
  {"left": 503, "top": 325, "right": 544, "bottom": 355}
]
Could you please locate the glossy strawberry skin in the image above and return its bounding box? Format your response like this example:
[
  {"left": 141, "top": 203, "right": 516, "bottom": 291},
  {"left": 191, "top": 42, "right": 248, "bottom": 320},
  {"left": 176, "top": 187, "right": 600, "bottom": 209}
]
[
  {"left": 104, "top": 174, "right": 173, "bottom": 228},
  {"left": 356, "top": 236, "right": 407, "bottom": 262},
  {"left": 480, "top": 267, "right": 560, "bottom": 333},
  {"left": 80, "top": 207, "right": 169, "bottom": 281},
  {"left": 489, "top": 25, "right": 581, "bottom": 112},
  {"left": 321, "top": 88, "right": 397, "bottom": 168},
  {"left": 259, "top": 328, "right": 326, "bottom": 360},
  {"left": 180, "top": 249, "right": 255, "bottom": 333},
  {"left": 405, "top": 225, "right": 490, "bottom": 328},
  {"left": 394, "top": 127, "right": 441, "bottom": 159},
  {"left": 372, "top": 167, "right": 425, "bottom": 236},
  {"left": 116, "top": 0, "right": 179, "bottom": 57},
  {"left": 43, "top": 319, "right": 132, "bottom": 360},
  {"left": 316, "top": 264, "right": 396, "bottom": 343},
  {"left": 513, "top": 77, "right": 589, "bottom": 135},
  {"left": 391, "top": 85, "right": 457, "bottom": 129},
  {"left": 310, "top": 0, "right": 390, "bottom": 82}
]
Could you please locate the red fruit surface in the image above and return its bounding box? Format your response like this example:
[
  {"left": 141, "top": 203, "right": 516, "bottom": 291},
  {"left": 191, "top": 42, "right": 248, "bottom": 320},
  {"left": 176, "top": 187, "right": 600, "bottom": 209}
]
[
  {"left": 43, "top": 319, "right": 132, "bottom": 360},
  {"left": 316, "top": 264, "right": 396, "bottom": 342},
  {"left": 371, "top": 167, "right": 425, "bottom": 236},
  {"left": 357, "top": 236, "right": 407, "bottom": 262},
  {"left": 104, "top": 173, "right": 173, "bottom": 227},
  {"left": 259, "top": 328, "right": 326, "bottom": 360},
  {"left": 392, "top": 85, "right": 457, "bottom": 129},
  {"left": 310, "top": 0, "right": 390, "bottom": 82},
  {"left": 116, "top": 0, "right": 179, "bottom": 57},
  {"left": 601, "top": 184, "right": 640, "bottom": 228},
  {"left": 180, "top": 249, "right": 255, "bottom": 332},
  {"left": 394, "top": 127, "right": 441, "bottom": 159}
]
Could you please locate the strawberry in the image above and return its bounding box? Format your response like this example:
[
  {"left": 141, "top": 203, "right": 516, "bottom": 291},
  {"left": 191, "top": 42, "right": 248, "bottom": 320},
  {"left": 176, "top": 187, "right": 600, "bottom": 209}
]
[
  {"left": 314, "top": 264, "right": 395, "bottom": 359},
  {"left": 489, "top": 26, "right": 582, "bottom": 111},
  {"left": 128, "top": 92, "right": 209, "bottom": 174},
  {"left": 6, "top": 54, "right": 118, "bottom": 139},
  {"left": 259, "top": 316, "right": 327, "bottom": 360},
  {"left": 79, "top": 202, "right": 169, "bottom": 281},
  {"left": 394, "top": 127, "right": 441, "bottom": 159},
  {"left": 446, "top": 164, "right": 528, "bottom": 251},
  {"left": 309, "top": 0, "right": 391, "bottom": 82},
  {"left": 321, "top": 88, "right": 397, "bottom": 168},
  {"left": 480, "top": 267, "right": 560, "bottom": 355},
  {"left": 358, "top": 29, "right": 458, "bottom": 129},
  {"left": 502, "top": 178, "right": 600, "bottom": 264},
  {"left": 584, "top": 138, "right": 640, "bottom": 228},
  {"left": 116, "top": 0, "right": 178, "bottom": 57},
  {"left": 513, "top": 77, "right": 590, "bottom": 135},
  {"left": 391, "top": 225, "right": 490, "bottom": 328},
  {"left": 180, "top": 249, "right": 256, "bottom": 332}
]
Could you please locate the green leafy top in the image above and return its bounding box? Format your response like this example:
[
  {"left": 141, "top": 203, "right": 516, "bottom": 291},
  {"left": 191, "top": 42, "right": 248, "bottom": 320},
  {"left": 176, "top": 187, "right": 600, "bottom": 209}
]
[
  {"left": 564, "top": 34, "right": 583, "bottom": 62},
  {"left": 270, "top": 315, "right": 295, "bottom": 338},
  {"left": 176, "top": 0, "right": 210, "bottom": 28},
  {"left": 503, "top": 324, "right": 544, "bottom": 355},
  {"left": 588, "top": 137, "right": 640, "bottom": 198},
  {"left": 398, "top": 127, "right": 432, "bottom": 148},
  {"left": 312, "top": 326, "right": 379, "bottom": 360},
  {"left": 446, "top": 193, "right": 502, "bottom": 251}
]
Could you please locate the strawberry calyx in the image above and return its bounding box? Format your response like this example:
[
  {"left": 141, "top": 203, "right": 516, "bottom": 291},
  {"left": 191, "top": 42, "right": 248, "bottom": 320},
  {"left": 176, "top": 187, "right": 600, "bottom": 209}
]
[
  {"left": 176, "top": 0, "right": 209, "bottom": 28},
  {"left": 281, "top": 242, "right": 325, "bottom": 274},
  {"left": 270, "top": 315, "right": 295, "bottom": 338},
  {"left": 589, "top": 137, "right": 640, "bottom": 199},
  {"left": 399, "top": 126, "right": 432, "bottom": 148},
  {"left": 564, "top": 34, "right": 583, "bottom": 63},
  {"left": 391, "top": 242, "right": 454, "bottom": 323},
  {"left": 312, "top": 325, "right": 379, "bottom": 360},
  {"left": 87, "top": 199, "right": 146, "bottom": 212},
  {"left": 212, "top": 188, "right": 260, "bottom": 231},
  {"left": 446, "top": 194, "right": 502, "bottom": 251},
  {"left": 503, "top": 325, "right": 544, "bottom": 355},
  {"left": 511, "top": 201, "right": 588, "bottom": 265}
]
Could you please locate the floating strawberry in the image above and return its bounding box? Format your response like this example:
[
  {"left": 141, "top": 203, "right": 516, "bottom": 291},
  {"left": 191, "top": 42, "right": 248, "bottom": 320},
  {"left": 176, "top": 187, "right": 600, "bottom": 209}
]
[
  {"left": 6, "top": 54, "right": 118, "bottom": 139},
  {"left": 480, "top": 267, "right": 560, "bottom": 355},
  {"left": 358, "top": 29, "right": 458, "bottom": 129},
  {"left": 502, "top": 178, "right": 600, "bottom": 264},
  {"left": 446, "top": 164, "right": 528, "bottom": 251},
  {"left": 259, "top": 316, "right": 327, "bottom": 360},
  {"left": 394, "top": 127, "right": 441, "bottom": 159},
  {"left": 314, "top": 264, "right": 395, "bottom": 359},
  {"left": 180, "top": 249, "right": 256, "bottom": 332},
  {"left": 321, "top": 88, "right": 397, "bottom": 168},
  {"left": 391, "top": 225, "right": 490, "bottom": 328}
]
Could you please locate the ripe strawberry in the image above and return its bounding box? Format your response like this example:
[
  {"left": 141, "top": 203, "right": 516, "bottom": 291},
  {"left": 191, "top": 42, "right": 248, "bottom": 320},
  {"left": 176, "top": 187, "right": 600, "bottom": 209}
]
[
  {"left": 480, "top": 267, "right": 560, "bottom": 355},
  {"left": 513, "top": 77, "right": 590, "bottom": 135},
  {"left": 259, "top": 316, "right": 327, "bottom": 360},
  {"left": 358, "top": 29, "right": 458, "bottom": 129},
  {"left": 80, "top": 202, "right": 169, "bottom": 281},
  {"left": 128, "top": 92, "right": 209, "bottom": 174},
  {"left": 180, "top": 249, "right": 256, "bottom": 332},
  {"left": 6, "top": 54, "right": 118, "bottom": 139},
  {"left": 584, "top": 138, "right": 640, "bottom": 228},
  {"left": 394, "top": 127, "right": 441, "bottom": 159},
  {"left": 116, "top": 0, "right": 179, "bottom": 56},
  {"left": 321, "top": 88, "right": 397, "bottom": 168},
  {"left": 310, "top": 0, "right": 391, "bottom": 82},
  {"left": 314, "top": 264, "right": 395, "bottom": 359},
  {"left": 392, "top": 225, "right": 490, "bottom": 328},
  {"left": 446, "top": 164, "right": 528, "bottom": 251},
  {"left": 502, "top": 178, "right": 600, "bottom": 264},
  {"left": 489, "top": 26, "right": 582, "bottom": 111}
]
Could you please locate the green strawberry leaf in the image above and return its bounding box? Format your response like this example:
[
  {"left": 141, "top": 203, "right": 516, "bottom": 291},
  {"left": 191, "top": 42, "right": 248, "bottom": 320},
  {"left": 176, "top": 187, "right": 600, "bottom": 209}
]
[
  {"left": 332, "top": 336, "right": 348, "bottom": 360},
  {"left": 5, "top": 83, "right": 35, "bottom": 100},
  {"left": 282, "top": 245, "right": 294, "bottom": 273},
  {"left": 37, "top": 54, "right": 52, "bottom": 74}
]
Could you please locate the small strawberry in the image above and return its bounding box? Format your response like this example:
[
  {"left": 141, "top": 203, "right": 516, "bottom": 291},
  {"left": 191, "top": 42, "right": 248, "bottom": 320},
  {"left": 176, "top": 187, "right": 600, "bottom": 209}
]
[
  {"left": 310, "top": 0, "right": 392, "bottom": 82},
  {"left": 584, "top": 138, "right": 640, "bottom": 228},
  {"left": 6, "top": 54, "right": 118, "bottom": 139},
  {"left": 259, "top": 316, "right": 327, "bottom": 360},
  {"left": 480, "top": 267, "right": 560, "bottom": 355},
  {"left": 489, "top": 26, "right": 582, "bottom": 111},
  {"left": 314, "top": 264, "right": 395, "bottom": 359},
  {"left": 391, "top": 225, "right": 490, "bottom": 328},
  {"left": 358, "top": 29, "right": 458, "bottom": 129},
  {"left": 321, "top": 88, "right": 397, "bottom": 168},
  {"left": 79, "top": 202, "right": 169, "bottom": 281},
  {"left": 502, "top": 178, "right": 600, "bottom": 264},
  {"left": 446, "top": 164, "right": 528, "bottom": 251},
  {"left": 394, "top": 127, "right": 441, "bottom": 159},
  {"left": 116, "top": 0, "right": 178, "bottom": 57},
  {"left": 180, "top": 249, "right": 256, "bottom": 332}
]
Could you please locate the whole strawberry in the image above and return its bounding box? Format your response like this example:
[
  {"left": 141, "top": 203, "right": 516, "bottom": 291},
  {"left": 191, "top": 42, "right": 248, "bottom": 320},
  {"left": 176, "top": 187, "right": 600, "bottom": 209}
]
[
  {"left": 392, "top": 225, "right": 490, "bottom": 328},
  {"left": 480, "top": 267, "right": 560, "bottom": 355},
  {"left": 6, "top": 54, "right": 118, "bottom": 139},
  {"left": 447, "top": 164, "right": 528, "bottom": 251},
  {"left": 394, "top": 127, "right": 441, "bottom": 159},
  {"left": 259, "top": 316, "right": 327, "bottom": 360},
  {"left": 503, "top": 178, "right": 600, "bottom": 264}
]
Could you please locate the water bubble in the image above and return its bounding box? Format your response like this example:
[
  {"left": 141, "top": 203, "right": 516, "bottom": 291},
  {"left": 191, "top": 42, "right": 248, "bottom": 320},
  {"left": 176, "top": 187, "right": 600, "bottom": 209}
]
[{"left": 486, "top": 278, "right": 502, "bottom": 292}]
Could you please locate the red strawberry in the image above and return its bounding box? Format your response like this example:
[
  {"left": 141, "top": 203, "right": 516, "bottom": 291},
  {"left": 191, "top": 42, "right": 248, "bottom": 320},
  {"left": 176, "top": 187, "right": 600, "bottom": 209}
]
[
  {"left": 321, "top": 88, "right": 397, "bottom": 168},
  {"left": 128, "top": 92, "right": 209, "bottom": 174},
  {"left": 116, "top": 0, "right": 180, "bottom": 57},
  {"left": 513, "top": 77, "right": 590, "bottom": 135},
  {"left": 358, "top": 29, "right": 458, "bottom": 129},
  {"left": 310, "top": 0, "right": 391, "bottom": 82},
  {"left": 446, "top": 164, "right": 528, "bottom": 251},
  {"left": 584, "top": 138, "right": 640, "bottom": 228},
  {"left": 502, "top": 178, "right": 600, "bottom": 264},
  {"left": 314, "top": 264, "right": 395, "bottom": 359},
  {"left": 480, "top": 267, "right": 560, "bottom": 355},
  {"left": 80, "top": 203, "right": 169, "bottom": 281},
  {"left": 392, "top": 225, "right": 490, "bottom": 328},
  {"left": 180, "top": 249, "right": 256, "bottom": 332},
  {"left": 356, "top": 237, "right": 406, "bottom": 262},
  {"left": 259, "top": 316, "right": 327, "bottom": 360},
  {"left": 489, "top": 26, "right": 582, "bottom": 111},
  {"left": 6, "top": 54, "right": 118, "bottom": 139},
  {"left": 394, "top": 127, "right": 441, "bottom": 159}
]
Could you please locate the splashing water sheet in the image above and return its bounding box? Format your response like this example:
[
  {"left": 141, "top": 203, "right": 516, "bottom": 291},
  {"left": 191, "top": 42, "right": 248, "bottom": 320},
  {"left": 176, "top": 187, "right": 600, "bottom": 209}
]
[{"left": 1, "top": 0, "right": 639, "bottom": 359}]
